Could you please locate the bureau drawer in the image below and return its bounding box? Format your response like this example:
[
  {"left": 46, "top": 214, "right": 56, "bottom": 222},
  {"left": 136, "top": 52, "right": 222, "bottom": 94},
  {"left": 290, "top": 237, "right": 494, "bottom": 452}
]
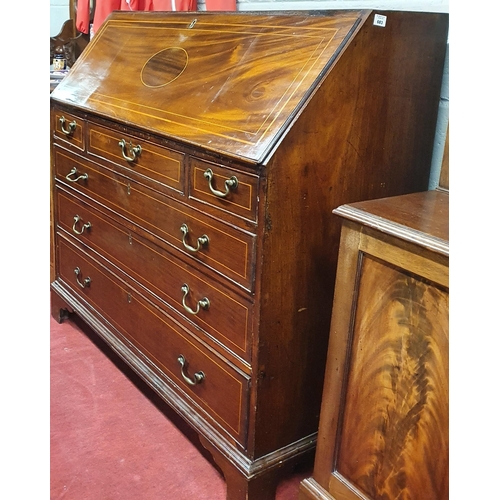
[
  {"left": 87, "top": 122, "right": 185, "bottom": 196},
  {"left": 190, "top": 158, "right": 259, "bottom": 223},
  {"left": 56, "top": 235, "right": 250, "bottom": 445},
  {"left": 52, "top": 109, "right": 85, "bottom": 151},
  {"left": 54, "top": 147, "right": 256, "bottom": 291},
  {"left": 56, "top": 189, "right": 252, "bottom": 363}
]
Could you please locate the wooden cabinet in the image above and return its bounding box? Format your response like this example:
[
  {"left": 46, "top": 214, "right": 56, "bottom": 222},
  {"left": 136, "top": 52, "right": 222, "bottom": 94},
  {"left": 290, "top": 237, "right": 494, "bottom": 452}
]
[
  {"left": 299, "top": 190, "right": 449, "bottom": 500},
  {"left": 50, "top": 11, "right": 448, "bottom": 499}
]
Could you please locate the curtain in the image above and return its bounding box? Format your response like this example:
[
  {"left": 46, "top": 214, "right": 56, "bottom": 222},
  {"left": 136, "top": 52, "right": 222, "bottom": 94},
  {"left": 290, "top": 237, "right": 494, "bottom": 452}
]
[
  {"left": 152, "top": 0, "right": 197, "bottom": 9},
  {"left": 205, "top": 0, "right": 236, "bottom": 10},
  {"left": 76, "top": 0, "right": 91, "bottom": 33},
  {"left": 76, "top": 0, "right": 234, "bottom": 36}
]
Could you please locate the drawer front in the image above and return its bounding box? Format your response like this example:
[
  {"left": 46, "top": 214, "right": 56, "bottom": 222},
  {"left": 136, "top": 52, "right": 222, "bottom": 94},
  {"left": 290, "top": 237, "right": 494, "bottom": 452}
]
[
  {"left": 56, "top": 189, "right": 252, "bottom": 362},
  {"left": 54, "top": 147, "right": 256, "bottom": 291},
  {"left": 52, "top": 110, "right": 85, "bottom": 150},
  {"left": 87, "top": 122, "right": 185, "bottom": 196},
  {"left": 190, "top": 158, "right": 259, "bottom": 223},
  {"left": 56, "top": 235, "right": 249, "bottom": 444}
]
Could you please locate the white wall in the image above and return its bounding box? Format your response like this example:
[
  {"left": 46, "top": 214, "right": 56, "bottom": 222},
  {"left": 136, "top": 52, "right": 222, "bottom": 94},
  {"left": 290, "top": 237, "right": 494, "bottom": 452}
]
[
  {"left": 50, "top": 0, "right": 449, "bottom": 186},
  {"left": 236, "top": 0, "right": 447, "bottom": 11},
  {"left": 50, "top": 0, "right": 71, "bottom": 37},
  {"left": 50, "top": 1, "right": 449, "bottom": 32}
]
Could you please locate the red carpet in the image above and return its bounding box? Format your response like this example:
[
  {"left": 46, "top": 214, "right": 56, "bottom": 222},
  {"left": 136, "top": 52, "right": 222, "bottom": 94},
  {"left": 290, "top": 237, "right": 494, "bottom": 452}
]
[{"left": 50, "top": 314, "right": 312, "bottom": 499}]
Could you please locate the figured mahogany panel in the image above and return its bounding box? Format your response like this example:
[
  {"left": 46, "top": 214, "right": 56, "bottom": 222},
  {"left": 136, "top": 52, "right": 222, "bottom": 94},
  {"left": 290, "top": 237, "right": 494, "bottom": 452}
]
[
  {"left": 335, "top": 255, "right": 449, "bottom": 500},
  {"left": 51, "top": 11, "right": 366, "bottom": 162}
]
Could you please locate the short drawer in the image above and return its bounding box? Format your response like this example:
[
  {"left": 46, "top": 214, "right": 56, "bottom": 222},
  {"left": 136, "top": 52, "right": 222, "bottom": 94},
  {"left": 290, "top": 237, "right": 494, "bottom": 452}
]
[
  {"left": 56, "top": 235, "right": 250, "bottom": 445},
  {"left": 52, "top": 109, "right": 85, "bottom": 151},
  {"left": 190, "top": 157, "right": 259, "bottom": 223},
  {"left": 54, "top": 147, "right": 256, "bottom": 291},
  {"left": 87, "top": 122, "right": 185, "bottom": 196},
  {"left": 55, "top": 188, "right": 252, "bottom": 363}
]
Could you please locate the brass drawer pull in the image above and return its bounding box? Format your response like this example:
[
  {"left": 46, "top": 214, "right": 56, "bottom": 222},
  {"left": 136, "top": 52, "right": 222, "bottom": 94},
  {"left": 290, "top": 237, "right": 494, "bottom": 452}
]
[
  {"left": 180, "top": 224, "right": 209, "bottom": 253},
  {"left": 177, "top": 355, "right": 205, "bottom": 386},
  {"left": 59, "top": 116, "right": 77, "bottom": 136},
  {"left": 65, "top": 166, "right": 88, "bottom": 183},
  {"left": 181, "top": 284, "right": 210, "bottom": 315},
  {"left": 118, "top": 139, "right": 142, "bottom": 162},
  {"left": 203, "top": 168, "right": 238, "bottom": 198},
  {"left": 74, "top": 267, "right": 91, "bottom": 288},
  {"left": 72, "top": 215, "right": 92, "bottom": 235}
]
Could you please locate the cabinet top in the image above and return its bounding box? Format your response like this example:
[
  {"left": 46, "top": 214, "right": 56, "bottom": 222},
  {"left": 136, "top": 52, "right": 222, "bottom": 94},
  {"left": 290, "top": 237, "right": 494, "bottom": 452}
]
[
  {"left": 333, "top": 190, "right": 449, "bottom": 256},
  {"left": 50, "top": 10, "right": 368, "bottom": 163}
]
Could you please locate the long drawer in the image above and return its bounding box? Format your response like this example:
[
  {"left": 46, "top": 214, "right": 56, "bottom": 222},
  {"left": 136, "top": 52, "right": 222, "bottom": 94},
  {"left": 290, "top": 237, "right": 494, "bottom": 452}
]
[
  {"left": 55, "top": 187, "right": 252, "bottom": 364},
  {"left": 56, "top": 234, "right": 250, "bottom": 445},
  {"left": 54, "top": 145, "right": 256, "bottom": 291}
]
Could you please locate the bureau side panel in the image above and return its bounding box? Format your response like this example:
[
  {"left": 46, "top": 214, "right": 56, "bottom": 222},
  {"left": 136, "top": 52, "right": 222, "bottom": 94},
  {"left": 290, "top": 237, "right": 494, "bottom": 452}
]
[{"left": 252, "top": 11, "right": 449, "bottom": 457}]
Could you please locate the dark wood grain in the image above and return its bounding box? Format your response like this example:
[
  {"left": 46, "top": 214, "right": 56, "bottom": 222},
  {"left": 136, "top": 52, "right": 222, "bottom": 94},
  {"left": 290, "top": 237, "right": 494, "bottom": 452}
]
[{"left": 338, "top": 256, "right": 448, "bottom": 499}]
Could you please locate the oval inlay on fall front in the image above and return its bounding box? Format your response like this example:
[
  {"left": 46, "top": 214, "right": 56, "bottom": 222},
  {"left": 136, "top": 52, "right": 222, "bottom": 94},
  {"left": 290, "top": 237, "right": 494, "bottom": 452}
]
[{"left": 141, "top": 47, "right": 188, "bottom": 88}]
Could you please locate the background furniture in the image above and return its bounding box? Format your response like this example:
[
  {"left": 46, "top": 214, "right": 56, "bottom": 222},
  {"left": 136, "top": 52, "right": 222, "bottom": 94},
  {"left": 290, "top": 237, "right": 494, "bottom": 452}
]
[
  {"left": 50, "top": 10, "right": 448, "bottom": 499},
  {"left": 299, "top": 189, "right": 449, "bottom": 500},
  {"left": 50, "top": 19, "right": 89, "bottom": 71},
  {"left": 50, "top": 0, "right": 91, "bottom": 72}
]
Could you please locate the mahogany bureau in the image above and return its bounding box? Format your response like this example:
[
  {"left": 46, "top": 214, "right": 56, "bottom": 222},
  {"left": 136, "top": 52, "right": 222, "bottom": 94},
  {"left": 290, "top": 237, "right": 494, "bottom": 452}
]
[
  {"left": 50, "top": 10, "right": 448, "bottom": 499},
  {"left": 299, "top": 190, "right": 449, "bottom": 500}
]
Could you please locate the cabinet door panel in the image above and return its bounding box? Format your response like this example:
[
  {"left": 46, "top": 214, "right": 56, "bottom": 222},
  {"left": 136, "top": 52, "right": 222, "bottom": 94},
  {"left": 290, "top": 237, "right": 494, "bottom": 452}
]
[{"left": 332, "top": 255, "right": 449, "bottom": 500}]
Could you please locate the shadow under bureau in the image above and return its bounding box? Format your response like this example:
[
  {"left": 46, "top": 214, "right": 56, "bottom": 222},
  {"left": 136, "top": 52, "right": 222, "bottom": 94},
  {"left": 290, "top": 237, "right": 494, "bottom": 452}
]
[{"left": 50, "top": 10, "right": 448, "bottom": 499}]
